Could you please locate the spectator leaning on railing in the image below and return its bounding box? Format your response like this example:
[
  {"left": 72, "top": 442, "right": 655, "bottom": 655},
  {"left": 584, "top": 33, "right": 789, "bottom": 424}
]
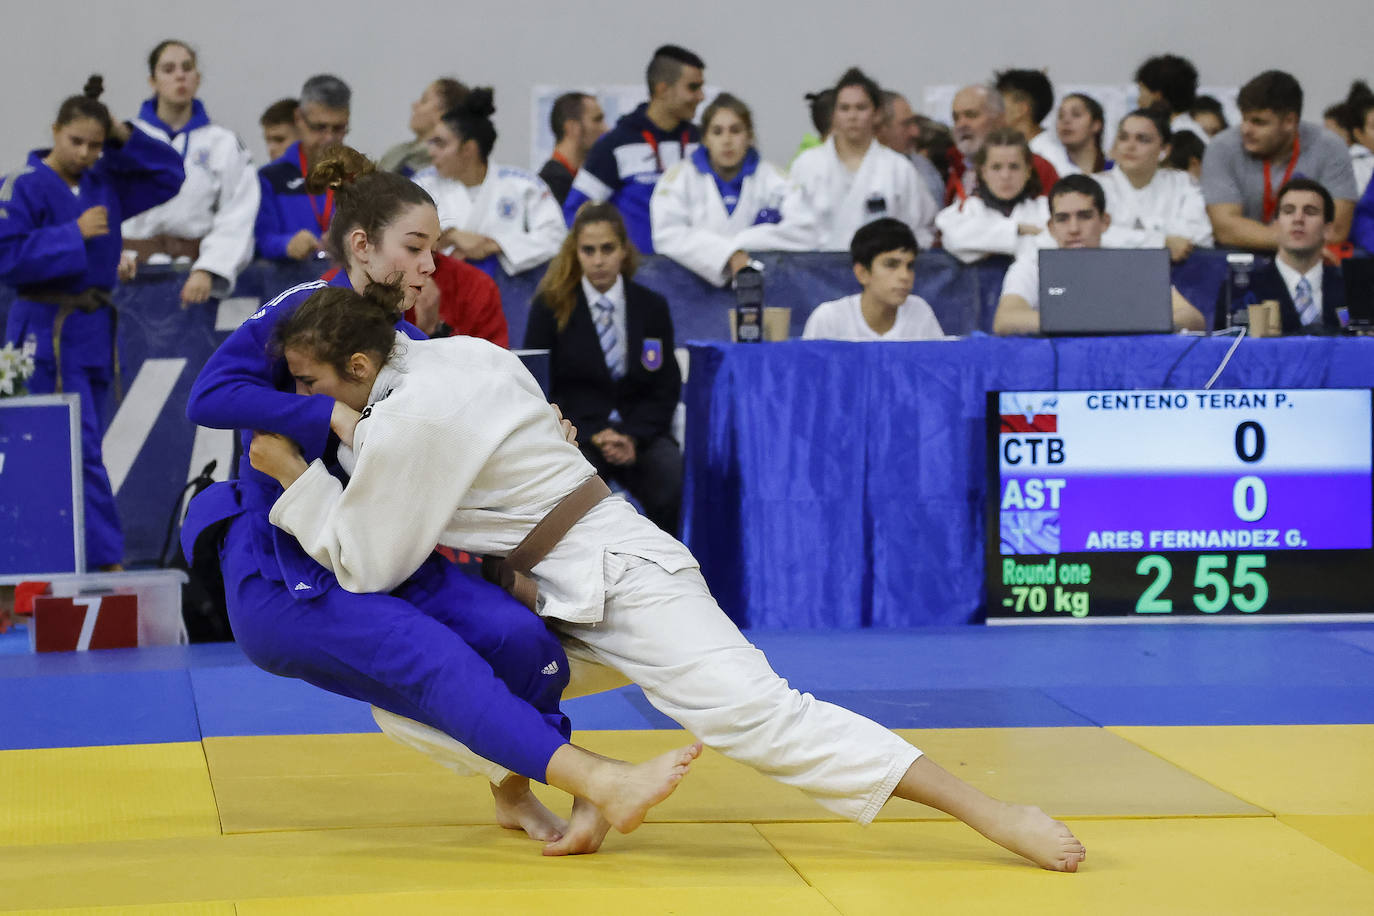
[{"left": 1200, "top": 70, "right": 1357, "bottom": 253}]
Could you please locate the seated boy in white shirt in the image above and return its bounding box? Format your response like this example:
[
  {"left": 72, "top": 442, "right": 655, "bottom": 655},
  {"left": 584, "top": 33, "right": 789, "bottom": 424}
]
[{"left": 802, "top": 218, "right": 945, "bottom": 341}]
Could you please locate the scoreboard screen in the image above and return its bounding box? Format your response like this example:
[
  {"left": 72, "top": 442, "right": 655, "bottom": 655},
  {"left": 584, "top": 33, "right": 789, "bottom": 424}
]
[{"left": 985, "top": 389, "right": 1374, "bottom": 621}]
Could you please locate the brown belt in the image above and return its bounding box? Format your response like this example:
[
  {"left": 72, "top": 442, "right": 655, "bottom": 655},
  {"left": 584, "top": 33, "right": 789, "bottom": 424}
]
[
  {"left": 481, "top": 475, "right": 612, "bottom": 611},
  {"left": 21, "top": 288, "right": 122, "bottom": 402},
  {"left": 125, "top": 235, "right": 202, "bottom": 262}
]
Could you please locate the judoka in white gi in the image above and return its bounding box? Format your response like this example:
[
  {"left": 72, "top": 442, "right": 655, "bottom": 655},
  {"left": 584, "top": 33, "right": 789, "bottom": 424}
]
[
  {"left": 935, "top": 128, "right": 1052, "bottom": 265},
  {"left": 650, "top": 93, "right": 795, "bottom": 286},
  {"left": 412, "top": 88, "right": 565, "bottom": 277},
  {"left": 778, "top": 68, "right": 937, "bottom": 251},
  {"left": 1097, "top": 109, "right": 1213, "bottom": 262},
  {"left": 248, "top": 279, "right": 1087, "bottom": 871},
  {"left": 121, "top": 40, "right": 260, "bottom": 303}
]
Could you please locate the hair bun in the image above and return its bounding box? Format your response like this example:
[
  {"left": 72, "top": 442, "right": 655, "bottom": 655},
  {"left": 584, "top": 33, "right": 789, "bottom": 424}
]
[
  {"left": 360, "top": 279, "right": 406, "bottom": 317},
  {"left": 306, "top": 145, "right": 376, "bottom": 195},
  {"left": 83, "top": 75, "right": 105, "bottom": 101},
  {"left": 462, "top": 87, "right": 496, "bottom": 119}
]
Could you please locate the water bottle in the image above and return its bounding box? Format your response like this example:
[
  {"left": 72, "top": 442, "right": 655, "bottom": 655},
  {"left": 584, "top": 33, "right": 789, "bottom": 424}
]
[
  {"left": 1224, "top": 253, "right": 1256, "bottom": 329},
  {"left": 734, "top": 262, "right": 765, "bottom": 343}
]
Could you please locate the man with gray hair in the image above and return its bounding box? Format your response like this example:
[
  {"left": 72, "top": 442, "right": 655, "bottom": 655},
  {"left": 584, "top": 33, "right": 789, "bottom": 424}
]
[
  {"left": 254, "top": 74, "right": 352, "bottom": 260},
  {"left": 877, "top": 90, "right": 945, "bottom": 206},
  {"left": 945, "top": 83, "right": 1058, "bottom": 205}
]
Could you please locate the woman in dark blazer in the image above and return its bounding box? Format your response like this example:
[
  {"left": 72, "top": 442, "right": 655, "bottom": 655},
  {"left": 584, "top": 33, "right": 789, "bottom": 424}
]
[{"left": 524, "top": 202, "right": 683, "bottom": 533}]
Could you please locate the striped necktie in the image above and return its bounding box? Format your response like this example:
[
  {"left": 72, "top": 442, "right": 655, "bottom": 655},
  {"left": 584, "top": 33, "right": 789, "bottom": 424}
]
[
  {"left": 594, "top": 296, "right": 625, "bottom": 379},
  {"left": 1294, "top": 276, "right": 1317, "bottom": 325}
]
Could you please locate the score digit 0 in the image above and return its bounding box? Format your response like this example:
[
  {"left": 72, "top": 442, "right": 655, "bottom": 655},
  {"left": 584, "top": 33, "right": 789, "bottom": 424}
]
[{"left": 1234, "top": 421, "right": 1267, "bottom": 522}]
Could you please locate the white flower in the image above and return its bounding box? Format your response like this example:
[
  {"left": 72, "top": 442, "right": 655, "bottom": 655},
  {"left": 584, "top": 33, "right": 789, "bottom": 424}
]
[{"left": 0, "top": 342, "right": 34, "bottom": 398}]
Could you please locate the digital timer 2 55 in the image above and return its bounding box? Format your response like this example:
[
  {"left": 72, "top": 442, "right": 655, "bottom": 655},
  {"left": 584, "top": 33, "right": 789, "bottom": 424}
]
[{"left": 986, "top": 389, "right": 1373, "bottom": 621}]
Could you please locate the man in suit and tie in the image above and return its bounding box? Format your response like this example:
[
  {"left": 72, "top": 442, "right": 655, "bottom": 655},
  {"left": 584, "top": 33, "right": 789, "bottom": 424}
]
[{"left": 1215, "top": 178, "right": 1346, "bottom": 333}]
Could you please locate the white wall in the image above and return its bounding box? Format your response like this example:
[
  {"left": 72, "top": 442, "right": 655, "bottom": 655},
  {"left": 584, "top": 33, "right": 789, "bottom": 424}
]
[{"left": 1, "top": 0, "right": 1367, "bottom": 174}]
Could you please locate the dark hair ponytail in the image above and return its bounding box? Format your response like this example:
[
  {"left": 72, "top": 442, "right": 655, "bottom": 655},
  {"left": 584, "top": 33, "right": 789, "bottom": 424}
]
[
  {"left": 274, "top": 281, "right": 404, "bottom": 381},
  {"left": 306, "top": 145, "right": 435, "bottom": 264},
  {"left": 439, "top": 86, "right": 498, "bottom": 162},
  {"left": 55, "top": 75, "right": 113, "bottom": 133}
]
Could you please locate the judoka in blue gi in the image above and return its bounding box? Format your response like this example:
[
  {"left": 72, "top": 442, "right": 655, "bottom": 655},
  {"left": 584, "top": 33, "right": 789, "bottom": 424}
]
[
  {"left": 0, "top": 76, "right": 185, "bottom": 569},
  {"left": 254, "top": 74, "right": 352, "bottom": 262},
  {"left": 183, "top": 147, "right": 699, "bottom": 855}
]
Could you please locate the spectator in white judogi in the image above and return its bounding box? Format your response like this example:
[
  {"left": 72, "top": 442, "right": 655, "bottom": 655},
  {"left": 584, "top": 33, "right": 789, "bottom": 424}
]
[
  {"left": 777, "top": 67, "right": 938, "bottom": 250},
  {"left": 413, "top": 88, "right": 565, "bottom": 277},
  {"left": 650, "top": 93, "right": 792, "bottom": 286},
  {"left": 1098, "top": 107, "right": 1213, "bottom": 261},
  {"left": 936, "top": 128, "right": 1050, "bottom": 264}
]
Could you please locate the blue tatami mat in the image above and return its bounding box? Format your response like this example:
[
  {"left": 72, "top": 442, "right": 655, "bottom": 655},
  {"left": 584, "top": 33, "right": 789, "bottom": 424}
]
[
  {"left": 189, "top": 665, "right": 382, "bottom": 737},
  {"left": 1042, "top": 684, "right": 1374, "bottom": 727},
  {"left": 2, "top": 622, "right": 1373, "bottom": 750},
  {"left": 0, "top": 667, "right": 201, "bottom": 750}
]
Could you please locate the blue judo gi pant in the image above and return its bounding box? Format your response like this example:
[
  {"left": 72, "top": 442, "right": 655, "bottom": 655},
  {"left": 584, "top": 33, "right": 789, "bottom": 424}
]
[
  {"left": 13, "top": 303, "right": 124, "bottom": 568},
  {"left": 219, "top": 515, "right": 572, "bottom": 782}
]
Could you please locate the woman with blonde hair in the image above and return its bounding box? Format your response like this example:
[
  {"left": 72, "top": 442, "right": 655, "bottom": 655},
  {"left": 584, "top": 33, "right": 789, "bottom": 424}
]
[{"left": 525, "top": 202, "right": 682, "bottom": 534}]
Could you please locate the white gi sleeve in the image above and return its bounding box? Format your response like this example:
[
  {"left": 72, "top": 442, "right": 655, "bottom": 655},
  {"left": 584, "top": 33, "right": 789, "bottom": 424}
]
[
  {"left": 269, "top": 402, "right": 505, "bottom": 594},
  {"left": 895, "top": 160, "right": 938, "bottom": 249},
  {"left": 492, "top": 175, "right": 567, "bottom": 275},
  {"left": 650, "top": 163, "right": 738, "bottom": 285},
  {"left": 1166, "top": 178, "right": 1215, "bottom": 247},
  {"left": 935, "top": 199, "right": 1020, "bottom": 263},
  {"left": 194, "top": 132, "right": 260, "bottom": 295},
  {"left": 732, "top": 163, "right": 809, "bottom": 254},
  {"left": 771, "top": 153, "right": 826, "bottom": 251}
]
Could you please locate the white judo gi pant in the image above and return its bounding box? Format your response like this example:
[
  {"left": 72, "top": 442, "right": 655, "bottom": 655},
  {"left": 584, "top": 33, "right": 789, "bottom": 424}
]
[{"left": 375, "top": 552, "right": 922, "bottom": 824}]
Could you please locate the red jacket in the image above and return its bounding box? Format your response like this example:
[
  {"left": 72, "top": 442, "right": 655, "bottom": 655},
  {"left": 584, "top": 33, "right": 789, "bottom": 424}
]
[{"left": 404, "top": 252, "right": 509, "bottom": 347}]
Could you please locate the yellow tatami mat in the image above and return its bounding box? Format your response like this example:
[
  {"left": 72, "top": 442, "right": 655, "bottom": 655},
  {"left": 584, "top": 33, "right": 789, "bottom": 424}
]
[
  {"left": 203, "top": 727, "right": 1262, "bottom": 835},
  {"left": 0, "top": 823, "right": 804, "bottom": 912},
  {"left": 1110, "top": 724, "right": 1374, "bottom": 814},
  {"left": 0, "top": 743, "right": 220, "bottom": 847},
  {"left": 757, "top": 817, "right": 1374, "bottom": 915},
  {"left": 235, "top": 887, "right": 841, "bottom": 916},
  {"left": 1280, "top": 815, "right": 1374, "bottom": 874},
  {"left": 7, "top": 906, "right": 234, "bottom": 916}
]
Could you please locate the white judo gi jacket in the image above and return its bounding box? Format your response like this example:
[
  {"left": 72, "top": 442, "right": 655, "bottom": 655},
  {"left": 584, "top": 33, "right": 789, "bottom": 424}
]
[
  {"left": 1096, "top": 167, "right": 1214, "bottom": 250},
  {"left": 122, "top": 110, "right": 259, "bottom": 295},
  {"left": 780, "top": 137, "right": 938, "bottom": 250},
  {"left": 269, "top": 334, "right": 696, "bottom": 623},
  {"left": 649, "top": 149, "right": 798, "bottom": 285},
  {"left": 271, "top": 335, "right": 924, "bottom": 824},
  {"left": 413, "top": 163, "right": 566, "bottom": 275},
  {"left": 935, "top": 195, "right": 1052, "bottom": 264}
]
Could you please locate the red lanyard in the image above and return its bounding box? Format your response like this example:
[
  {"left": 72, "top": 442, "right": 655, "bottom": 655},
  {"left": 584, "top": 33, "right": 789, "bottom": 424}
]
[
  {"left": 1261, "top": 132, "right": 1301, "bottom": 224},
  {"left": 641, "top": 129, "right": 692, "bottom": 171},
  {"left": 297, "top": 146, "right": 335, "bottom": 234},
  {"left": 551, "top": 149, "right": 577, "bottom": 177}
]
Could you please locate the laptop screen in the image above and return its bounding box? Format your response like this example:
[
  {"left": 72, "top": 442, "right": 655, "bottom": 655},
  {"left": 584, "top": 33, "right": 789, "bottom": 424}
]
[{"left": 1038, "top": 248, "right": 1173, "bottom": 335}]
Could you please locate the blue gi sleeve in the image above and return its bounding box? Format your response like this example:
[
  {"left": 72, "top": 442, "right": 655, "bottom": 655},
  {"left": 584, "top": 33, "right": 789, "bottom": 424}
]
[
  {"left": 254, "top": 173, "right": 295, "bottom": 260},
  {"left": 187, "top": 301, "right": 337, "bottom": 461},
  {"left": 98, "top": 124, "right": 186, "bottom": 220},
  {"left": 0, "top": 175, "right": 88, "bottom": 286},
  {"left": 1353, "top": 180, "right": 1374, "bottom": 254}
]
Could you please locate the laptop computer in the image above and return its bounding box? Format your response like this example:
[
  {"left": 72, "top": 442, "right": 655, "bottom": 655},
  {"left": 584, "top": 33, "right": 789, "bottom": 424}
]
[{"left": 1038, "top": 248, "right": 1173, "bottom": 335}]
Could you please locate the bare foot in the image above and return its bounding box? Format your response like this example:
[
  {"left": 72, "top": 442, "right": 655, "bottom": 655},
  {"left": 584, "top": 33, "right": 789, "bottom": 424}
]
[
  {"left": 978, "top": 803, "right": 1086, "bottom": 872},
  {"left": 588, "top": 741, "right": 702, "bottom": 834},
  {"left": 542, "top": 796, "right": 612, "bottom": 856},
  {"left": 490, "top": 777, "right": 567, "bottom": 842}
]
